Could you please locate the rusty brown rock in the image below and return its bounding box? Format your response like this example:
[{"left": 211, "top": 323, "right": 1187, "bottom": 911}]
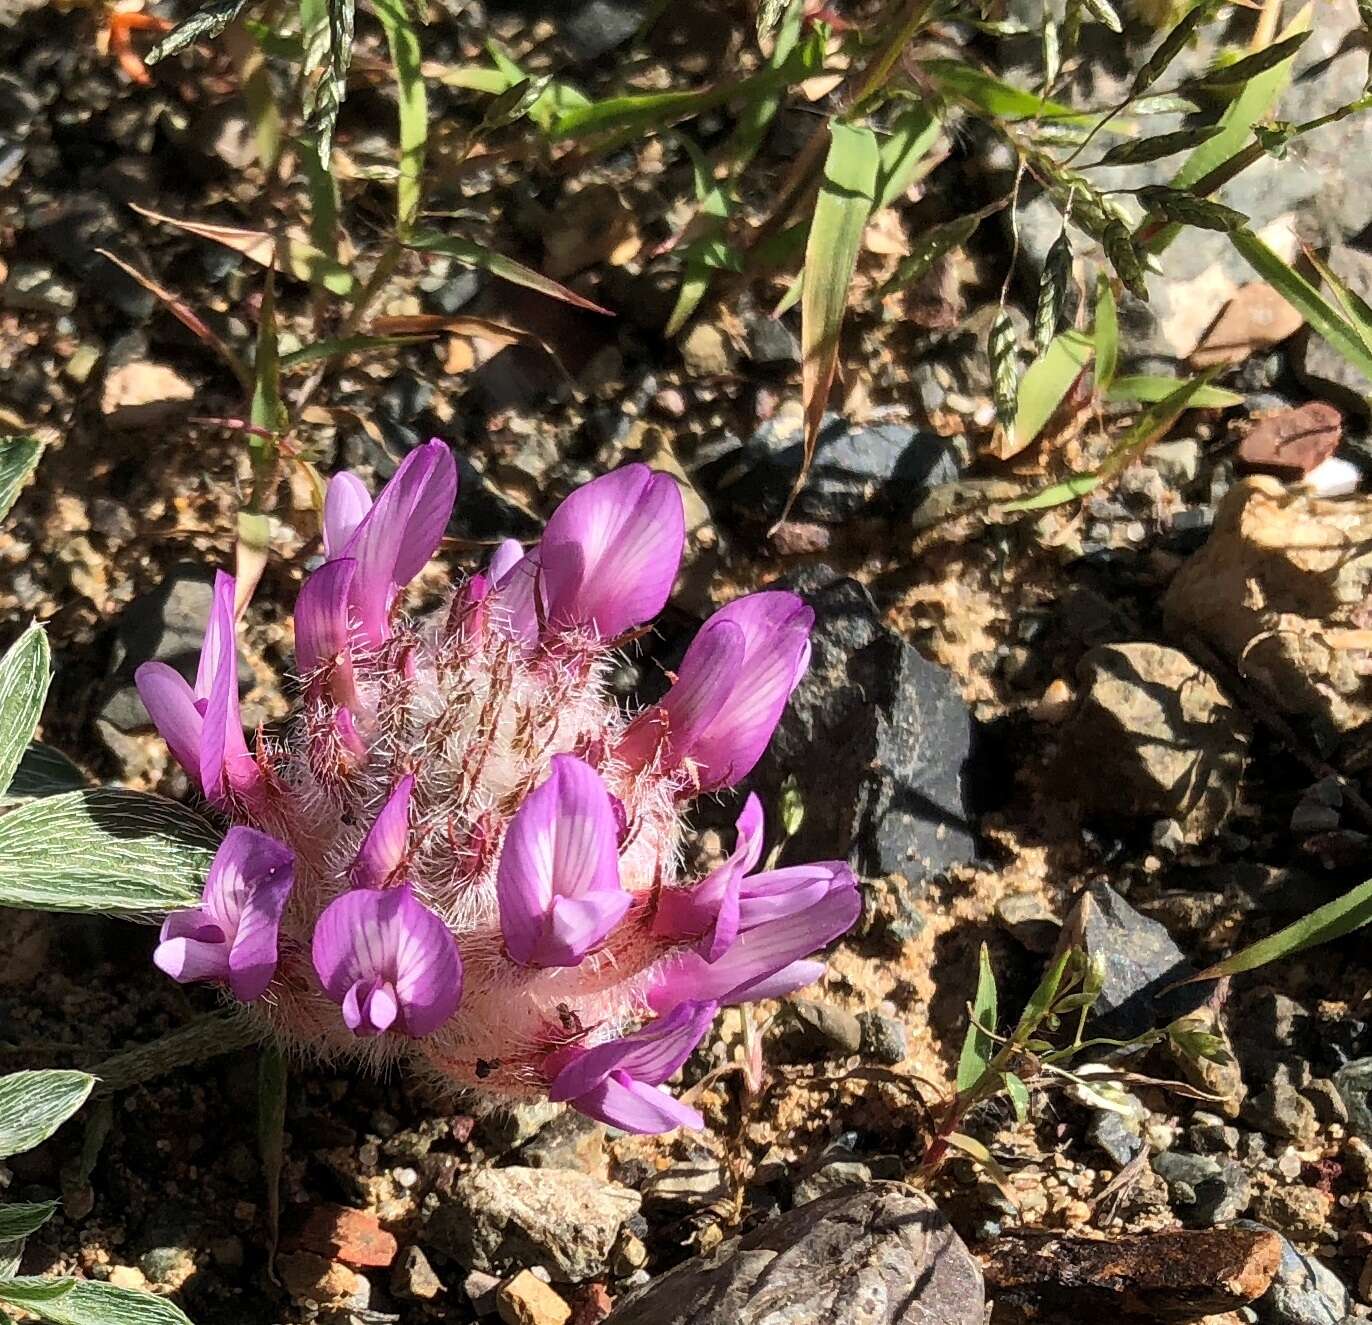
[
  {"left": 1236, "top": 402, "right": 1343, "bottom": 477},
  {"left": 294, "top": 1203, "right": 398, "bottom": 1268},
  {"left": 979, "top": 1227, "right": 1281, "bottom": 1321}
]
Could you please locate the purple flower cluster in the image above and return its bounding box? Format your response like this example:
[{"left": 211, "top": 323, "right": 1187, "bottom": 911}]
[{"left": 138, "top": 441, "right": 858, "bottom": 1132}]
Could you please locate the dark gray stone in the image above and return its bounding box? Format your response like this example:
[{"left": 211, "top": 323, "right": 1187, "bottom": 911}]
[
  {"left": 1334, "top": 1058, "right": 1372, "bottom": 1139},
  {"left": 749, "top": 571, "right": 978, "bottom": 883},
  {"left": 1244, "top": 1082, "right": 1319, "bottom": 1144},
  {"left": 745, "top": 316, "right": 800, "bottom": 366},
  {"left": 604, "top": 1184, "right": 984, "bottom": 1325},
  {"left": 1086, "top": 1109, "right": 1143, "bottom": 1169},
  {"left": 858, "top": 1012, "right": 909, "bottom": 1066},
  {"left": 100, "top": 564, "right": 255, "bottom": 733},
  {"left": 1060, "top": 881, "right": 1207, "bottom": 1043},
  {"left": 1151, "top": 1151, "right": 1251, "bottom": 1226},
  {"left": 716, "top": 410, "right": 961, "bottom": 526},
  {"left": 562, "top": 0, "right": 645, "bottom": 59},
  {"left": 1236, "top": 1221, "right": 1349, "bottom": 1325},
  {"left": 789, "top": 1000, "right": 862, "bottom": 1057},
  {"left": 29, "top": 192, "right": 156, "bottom": 320}
]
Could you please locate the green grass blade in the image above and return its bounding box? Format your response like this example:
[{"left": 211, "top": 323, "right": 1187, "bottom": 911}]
[
  {"left": 956, "top": 942, "right": 999, "bottom": 1092},
  {"left": 1011, "top": 328, "right": 1094, "bottom": 452},
  {"left": 373, "top": 0, "right": 426, "bottom": 235},
  {"left": 1106, "top": 376, "right": 1241, "bottom": 407},
  {"left": 1094, "top": 274, "right": 1118, "bottom": 392},
  {"left": 873, "top": 102, "right": 940, "bottom": 212},
  {"left": 793, "top": 120, "right": 878, "bottom": 518},
  {"left": 1189, "top": 876, "right": 1372, "bottom": 982},
  {"left": 1230, "top": 228, "right": 1372, "bottom": 385},
  {"left": 406, "top": 231, "right": 612, "bottom": 314}
]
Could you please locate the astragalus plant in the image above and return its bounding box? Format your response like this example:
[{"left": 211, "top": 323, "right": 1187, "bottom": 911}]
[{"left": 136, "top": 442, "right": 858, "bottom": 1132}]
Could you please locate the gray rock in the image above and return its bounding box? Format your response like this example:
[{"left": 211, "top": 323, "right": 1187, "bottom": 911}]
[
  {"left": 424, "top": 1166, "right": 640, "bottom": 1282},
  {"left": 1295, "top": 244, "right": 1372, "bottom": 412},
  {"left": 642, "top": 1152, "right": 727, "bottom": 1213},
  {"left": 789, "top": 1000, "right": 863, "bottom": 1057},
  {"left": 1, "top": 260, "right": 77, "bottom": 314},
  {"left": 746, "top": 316, "right": 800, "bottom": 366},
  {"left": 604, "top": 1184, "right": 984, "bottom": 1325},
  {"left": 858, "top": 1012, "right": 909, "bottom": 1066},
  {"left": 749, "top": 571, "right": 978, "bottom": 883},
  {"left": 716, "top": 407, "right": 961, "bottom": 526},
  {"left": 1053, "top": 643, "right": 1250, "bottom": 842},
  {"left": 1152, "top": 1151, "right": 1251, "bottom": 1226},
  {"left": 1060, "top": 881, "right": 1207, "bottom": 1043},
  {"left": 1333, "top": 1058, "right": 1372, "bottom": 1139},
  {"left": 1245, "top": 1082, "right": 1320, "bottom": 1144},
  {"left": 1087, "top": 1109, "right": 1143, "bottom": 1169},
  {"left": 29, "top": 192, "right": 156, "bottom": 320},
  {"left": 1237, "top": 1221, "right": 1349, "bottom": 1325},
  {"left": 100, "top": 564, "right": 255, "bottom": 734},
  {"left": 792, "top": 1161, "right": 873, "bottom": 1206},
  {"left": 563, "top": 0, "right": 646, "bottom": 59}
]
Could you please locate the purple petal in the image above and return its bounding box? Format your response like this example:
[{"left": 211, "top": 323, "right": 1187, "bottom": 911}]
[
  {"left": 342, "top": 441, "right": 459, "bottom": 646},
  {"left": 738, "top": 863, "right": 846, "bottom": 928},
  {"left": 295, "top": 558, "right": 356, "bottom": 673},
  {"left": 335, "top": 708, "right": 366, "bottom": 759},
  {"left": 657, "top": 619, "right": 746, "bottom": 753},
  {"left": 728, "top": 958, "right": 826, "bottom": 1003},
  {"left": 153, "top": 932, "right": 230, "bottom": 984},
  {"left": 647, "top": 882, "right": 859, "bottom": 1014},
  {"left": 497, "top": 755, "right": 625, "bottom": 968},
  {"left": 538, "top": 466, "right": 685, "bottom": 638},
  {"left": 487, "top": 539, "right": 525, "bottom": 583},
  {"left": 135, "top": 661, "right": 203, "bottom": 786},
  {"left": 196, "top": 572, "right": 260, "bottom": 806},
  {"left": 569, "top": 1072, "right": 704, "bottom": 1133},
  {"left": 667, "top": 592, "right": 813, "bottom": 791},
  {"left": 548, "top": 1000, "right": 717, "bottom": 1101},
  {"left": 490, "top": 547, "right": 540, "bottom": 645},
  {"left": 312, "top": 884, "right": 462, "bottom": 1038},
  {"left": 324, "top": 472, "right": 373, "bottom": 559},
  {"left": 352, "top": 775, "right": 415, "bottom": 888}
]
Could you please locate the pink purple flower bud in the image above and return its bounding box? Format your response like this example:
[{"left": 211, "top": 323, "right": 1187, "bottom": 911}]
[
  {"left": 498, "top": 754, "right": 630, "bottom": 967},
  {"left": 545, "top": 1001, "right": 716, "bottom": 1133},
  {"left": 153, "top": 826, "right": 294, "bottom": 1002},
  {"left": 140, "top": 442, "right": 856, "bottom": 1133},
  {"left": 622, "top": 591, "right": 813, "bottom": 791},
  {"left": 312, "top": 883, "right": 463, "bottom": 1038},
  {"left": 135, "top": 570, "right": 262, "bottom": 809}
]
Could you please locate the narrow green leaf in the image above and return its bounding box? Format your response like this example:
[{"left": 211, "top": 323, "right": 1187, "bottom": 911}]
[
  {"left": 1094, "top": 274, "right": 1118, "bottom": 392},
  {"left": 373, "top": 0, "right": 427, "bottom": 235},
  {"left": 145, "top": 0, "right": 250, "bottom": 63},
  {"left": 1001, "top": 473, "right": 1101, "bottom": 512},
  {"left": 4, "top": 743, "right": 86, "bottom": 801},
  {"left": 250, "top": 271, "right": 285, "bottom": 436},
  {"left": 923, "top": 59, "right": 1112, "bottom": 126},
  {"left": 1189, "top": 875, "right": 1372, "bottom": 982},
  {"left": 0, "top": 435, "right": 43, "bottom": 523},
  {"left": 956, "top": 942, "right": 999, "bottom": 1093},
  {"left": 0, "top": 1279, "right": 195, "bottom": 1325},
  {"left": 0, "top": 790, "right": 219, "bottom": 915},
  {"left": 1011, "top": 328, "right": 1094, "bottom": 451},
  {"left": 1230, "top": 228, "right": 1372, "bottom": 385},
  {"left": 1093, "top": 126, "right": 1223, "bottom": 167},
  {"left": 1106, "top": 375, "right": 1241, "bottom": 407},
  {"left": 944, "top": 1131, "right": 1016, "bottom": 1200},
  {"left": 794, "top": 121, "right": 879, "bottom": 518},
  {"left": 0, "top": 1201, "right": 57, "bottom": 1240},
  {"left": 1004, "top": 1072, "right": 1031, "bottom": 1122},
  {"left": 1302, "top": 244, "right": 1372, "bottom": 355},
  {"left": 1104, "top": 222, "right": 1148, "bottom": 300},
  {"left": 872, "top": 102, "right": 940, "bottom": 212},
  {"left": 279, "top": 334, "right": 429, "bottom": 368},
  {"left": 1013, "top": 948, "right": 1074, "bottom": 1039},
  {"left": 406, "top": 232, "right": 612, "bottom": 314},
  {"left": 0, "top": 1072, "right": 94, "bottom": 1159},
  {"left": 1196, "top": 31, "right": 1311, "bottom": 87},
  {"left": 0, "top": 624, "right": 51, "bottom": 797}
]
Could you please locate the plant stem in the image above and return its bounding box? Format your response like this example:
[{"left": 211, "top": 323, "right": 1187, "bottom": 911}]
[{"left": 89, "top": 1013, "right": 265, "bottom": 1094}]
